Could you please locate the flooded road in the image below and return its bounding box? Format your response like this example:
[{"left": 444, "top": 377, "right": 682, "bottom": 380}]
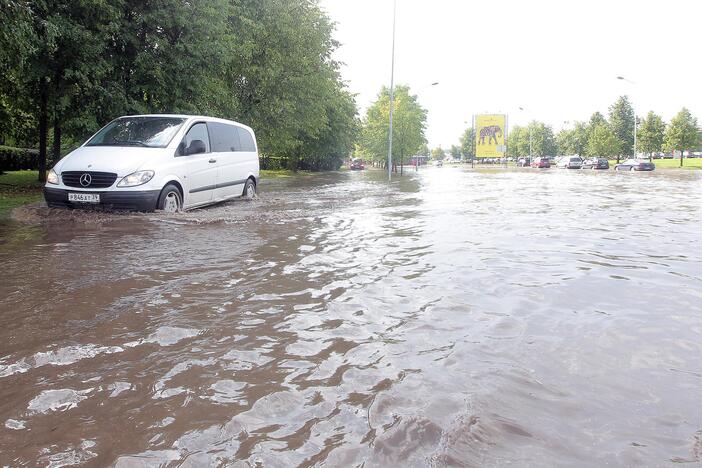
[{"left": 1, "top": 167, "right": 701, "bottom": 466}]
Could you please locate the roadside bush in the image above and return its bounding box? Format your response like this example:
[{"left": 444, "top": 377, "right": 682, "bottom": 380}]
[
  {"left": 0, "top": 146, "right": 39, "bottom": 174},
  {"left": 261, "top": 155, "right": 289, "bottom": 171}
]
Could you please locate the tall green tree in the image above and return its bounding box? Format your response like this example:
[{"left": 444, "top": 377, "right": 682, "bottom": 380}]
[
  {"left": 664, "top": 108, "right": 700, "bottom": 167},
  {"left": 1, "top": 0, "right": 358, "bottom": 174},
  {"left": 608, "top": 96, "right": 635, "bottom": 162},
  {"left": 588, "top": 112, "right": 607, "bottom": 129},
  {"left": 587, "top": 123, "right": 621, "bottom": 158},
  {"left": 507, "top": 125, "right": 529, "bottom": 157},
  {"left": 357, "top": 85, "right": 427, "bottom": 173},
  {"left": 637, "top": 111, "right": 665, "bottom": 160},
  {"left": 459, "top": 126, "right": 475, "bottom": 159},
  {"left": 526, "top": 121, "right": 556, "bottom": 157},
  {"left": 449, "top": 144, "right": 462, "bottom": 160},
  {"left": 556, "top": 129, "right": 573, "bottom": 156},
  {"left": 431, "top": 147, "right": 445, "bottom": 160},
  {"left": 556, "top": 122, "right": 589, "bottom": 157}
]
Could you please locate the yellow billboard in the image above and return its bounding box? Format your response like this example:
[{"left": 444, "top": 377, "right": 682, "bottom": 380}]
[{"left": 475, "top": 114, "right": 507, "bottom": 158}]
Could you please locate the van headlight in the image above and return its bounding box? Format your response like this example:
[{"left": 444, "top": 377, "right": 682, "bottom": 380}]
[
  {"left": 47, "top": 169, "right": 59, "bottom": 185},
  {"left": 118, "top": 170, "right": 155, "bottom": 187}
]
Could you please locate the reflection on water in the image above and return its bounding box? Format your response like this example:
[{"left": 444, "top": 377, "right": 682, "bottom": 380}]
[{"left": 1, "top": 168, "right": 701, "bottom": 466}]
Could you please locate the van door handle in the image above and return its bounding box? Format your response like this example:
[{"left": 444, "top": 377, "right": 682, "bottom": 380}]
[{"left": 209, "top": 158, "right": 217, "bottom": 163}]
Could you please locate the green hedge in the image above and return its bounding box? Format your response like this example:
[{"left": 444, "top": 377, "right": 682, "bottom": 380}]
[
  {"left": 0, "top": 146, "right": 39, "bottom": 173},
  {"left": 261, "top": 155, "right": 289, "bottom": 171}
]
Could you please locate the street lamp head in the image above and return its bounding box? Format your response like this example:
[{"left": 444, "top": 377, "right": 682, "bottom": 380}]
[
  {"left": 431, "top": 82, "right": 439, "bottom": 86},
  {"left": 616, "top": 76, "right": 625, "bottom": 80}
]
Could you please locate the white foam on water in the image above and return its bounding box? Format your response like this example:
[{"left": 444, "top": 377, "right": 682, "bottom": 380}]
[
  {"left": 125, "top": 327, "right": 200, "bottom": 348},
  {"left": 27, "top": 388, "right": 92, "bottom": 414},
  {"left": 40, "top": 440, "right": 97, "bottom": 468},
  {"left": 0, "top": 345, "right": 124, "bottom": 378},
  {"left": 5, "top": 418, "right": 26, "bottom": 430}
]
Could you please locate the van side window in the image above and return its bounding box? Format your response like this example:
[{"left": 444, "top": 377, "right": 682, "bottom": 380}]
[
  {"left": 177, "top": 123, "right": 210, "bottom": 156},
  {"left": 237, "top": 127, "right": 256, "bottom": 152},
  {"left": 208, "top": 122, "right": 241, "bottom": 152}
]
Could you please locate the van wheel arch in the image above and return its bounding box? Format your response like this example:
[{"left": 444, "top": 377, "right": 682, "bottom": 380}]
[{"left": 157, "top": 181, "right": 184, "bottom": 212}]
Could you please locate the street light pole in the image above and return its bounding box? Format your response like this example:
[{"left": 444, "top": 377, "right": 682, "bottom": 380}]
[
  {"left": 387, "top": 0, "right": 397, "bottom": 182},
  {"left": 617, "top": 76, "right": 637, "bottom": 158}
]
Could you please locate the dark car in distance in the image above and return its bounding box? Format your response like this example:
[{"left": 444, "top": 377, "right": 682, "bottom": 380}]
[
  {"left": 614, "top": 159, "right": 655, "bottom": 171},
  {"left": 530, "top": 157, "right": 550, "bottom": 168},
  {"left": 350, "top": 158, "right": 365, "bottom": 170},
  {"left": 582, "top": 158, "right": 610, "bottom": 170}
]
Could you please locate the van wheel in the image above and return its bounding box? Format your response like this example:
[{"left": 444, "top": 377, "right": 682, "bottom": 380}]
[
  {"left": 243, "top": 179, "right": 256, "bottom": 199},
  {"left": 158, "top": 184, "right": 182, "bottom": 213}
]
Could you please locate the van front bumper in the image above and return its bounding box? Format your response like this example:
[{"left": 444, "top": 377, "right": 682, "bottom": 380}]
[{"left": 44, "top": 187, "right": 161, "bottom": 212}]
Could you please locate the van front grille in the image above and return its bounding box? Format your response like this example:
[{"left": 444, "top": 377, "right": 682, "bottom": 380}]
[{"left": 62, "top": 171, "right": 118, "bottom": 189}]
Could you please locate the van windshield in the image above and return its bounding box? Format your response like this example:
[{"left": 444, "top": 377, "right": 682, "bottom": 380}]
[{"left": 86, "top": 117, "right": 186, "bottom": 148}]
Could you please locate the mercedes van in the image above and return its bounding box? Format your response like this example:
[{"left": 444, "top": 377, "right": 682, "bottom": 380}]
[{"left": 43, "top": 115, "right": 259, "bottom": 212}]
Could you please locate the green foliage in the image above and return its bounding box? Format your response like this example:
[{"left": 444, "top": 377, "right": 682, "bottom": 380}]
[
  {"left": 664, "top": 108, "right": 700, "bottom": 167},
  {"left": 431, "top": 147, "right": 445, "bottom": 160},
  {"left": 459, "top": 127, "right": 475, "bottom": 159},
  {"left": 507, "top": 125, "right": 529, "bottom": 157},
  {"left": 587, "top": 124, "right": 621, "bottom": 158},
  {"left": 588, "top": 112, "right": 607, "bottom": 131},
  {"left": 0, "top": 146, "right": 39, "bottom": 173},
  {"left": 638, "top": 111, "right": 666, "bottom": 157},
  {"left": 556, "top": 122, "right": 588, "bottom": 156},
  {"left": 449, "top": 145, "right": 462, "bottom": 159},
  {"left": 526, "top": 121, "right": 556, "bottom": 157},
  {"left": 0, "top": 0, "right": 358, "bottom": 175},
  {"left": 357, "top": 85, "right": 428, "bottom": 168},
  {"left": 608, "top": 96, "right": 635, "bottom": 157}
]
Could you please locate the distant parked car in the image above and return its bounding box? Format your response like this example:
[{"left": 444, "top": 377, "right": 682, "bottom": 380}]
[
  {"left": 614, "top": 159, "right": 655, "bottom": 171},
  {"left": 582, "top": 158, "right": 610, "bottom": 170},
  {"left": 557, "top": 156, "right": 583, "bottom": 169},
  {"left": 530, "top": 157, "right": 550, "bottom": 168},
  {"left": 350, "top": 158, "right": 365, "bottom": 170},
  {"left": 517, "top": 157, "right": 531, "bottom": 167}
]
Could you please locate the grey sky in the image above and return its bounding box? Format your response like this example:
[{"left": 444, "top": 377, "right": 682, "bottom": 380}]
[{"left": 320, "top": 0, "right": 702, "bottom": 149}]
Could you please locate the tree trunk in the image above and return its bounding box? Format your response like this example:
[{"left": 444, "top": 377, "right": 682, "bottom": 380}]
[
  {"left": 38, "top": 79, "right": 49, "bottom": 183},
  {"left": 52, "top": 117, "right": 61, "bottom": 166},
  {"left": 680, "top": 149, "right": 683, "bottom": 167},
  {"left": 400, "top": 152, "right": 404, "bottom": 176}
]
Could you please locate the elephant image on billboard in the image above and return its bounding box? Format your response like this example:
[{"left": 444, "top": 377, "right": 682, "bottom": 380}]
[{"left": 475, "top": 115, "right": 507, "bottom": 158}]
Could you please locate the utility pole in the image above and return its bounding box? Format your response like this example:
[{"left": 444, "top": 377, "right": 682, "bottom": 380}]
[{"left": 387, "top": 0, "right": 397, "bottom": 181}]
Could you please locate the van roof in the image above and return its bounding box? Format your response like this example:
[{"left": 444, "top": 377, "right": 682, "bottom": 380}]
[{"left": 117, "top": 114, "right": 254, "bottom": 132}]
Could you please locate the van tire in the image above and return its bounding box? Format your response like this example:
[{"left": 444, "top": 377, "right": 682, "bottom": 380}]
[
  {"left": 243, "top": 178, "right": 256, "bottom": 199},
  {"left": 158, "top": 184, "right": 182, "bottom": 213}
]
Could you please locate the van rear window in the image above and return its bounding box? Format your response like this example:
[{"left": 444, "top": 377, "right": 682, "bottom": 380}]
[
  {"left": 237, "top": 127, "right": 256, "bottom": 152},
  {"left": 208, "top": 122, "right": 241, "bottom": 152}
]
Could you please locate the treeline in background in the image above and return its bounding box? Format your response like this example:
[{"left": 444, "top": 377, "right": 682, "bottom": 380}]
[
  {"left": 457, "top": 97, "right": 701, "bottom": 164},
  {"left": 0, "top": 0, "right": 359, "bottom": 180}
]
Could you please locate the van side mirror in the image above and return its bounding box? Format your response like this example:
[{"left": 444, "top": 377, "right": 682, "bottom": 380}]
[{"left": 186, "top": 139, "right": 207, "bottom": 155}]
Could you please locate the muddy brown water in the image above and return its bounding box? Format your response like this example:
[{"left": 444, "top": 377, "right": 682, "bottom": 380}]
[{"left": 1, "top": 167, "right": 701, "bottom": 467}]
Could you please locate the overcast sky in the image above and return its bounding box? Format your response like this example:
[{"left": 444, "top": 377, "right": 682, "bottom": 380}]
[{"left": 319, "top": 0, "right": 702, "bottom": 149}]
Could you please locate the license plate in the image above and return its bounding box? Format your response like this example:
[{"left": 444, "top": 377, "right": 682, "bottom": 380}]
[{"left": 68, "top": 193, "right": 100, "bottom": 203}]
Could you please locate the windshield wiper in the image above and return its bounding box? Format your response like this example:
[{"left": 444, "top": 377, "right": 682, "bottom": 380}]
[
  {"left": 88, "top": 141, "right": 150, "bottom": 147},
  {"left": 113, "top": 141, "right": 149, "bottom": 147}
]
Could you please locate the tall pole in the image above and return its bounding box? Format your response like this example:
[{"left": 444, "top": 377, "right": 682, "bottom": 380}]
[
  {"left": 617, "top": 76, "right": 637, "bottom": 158},
  {"left": 387, "top": 0, "right": 397, "bottom": 181},
  {"left": 634, "top": 109, "right": 637, "bottom": 158}
]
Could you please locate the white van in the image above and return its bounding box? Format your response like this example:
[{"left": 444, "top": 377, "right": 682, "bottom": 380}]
[{"left": 44, "top": 115, "right": 259, "bottom": 212}]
